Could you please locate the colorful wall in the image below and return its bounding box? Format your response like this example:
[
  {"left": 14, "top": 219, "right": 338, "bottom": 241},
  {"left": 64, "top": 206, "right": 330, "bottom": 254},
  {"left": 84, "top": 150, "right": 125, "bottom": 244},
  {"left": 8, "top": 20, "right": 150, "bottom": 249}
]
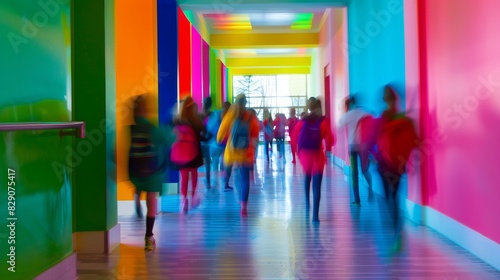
[
  {"left": 115, "top": 0, "right": 158, "bottom": 201},
  {"left": 116, "top": 4, "right": 226, "bottom": 201},
  {"left": 415, "top": 0, "right": 500, "bottom": 246},
  {"left": 179, "top": 8, "right": 215, "bottom": 108},
  {"left": 0, "top": 1, "right": 73, "bottom": 279}
]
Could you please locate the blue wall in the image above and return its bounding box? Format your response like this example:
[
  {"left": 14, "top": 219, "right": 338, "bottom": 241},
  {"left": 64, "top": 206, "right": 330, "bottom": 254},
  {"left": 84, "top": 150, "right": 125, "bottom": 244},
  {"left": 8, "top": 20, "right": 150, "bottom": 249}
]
[
  {"left": 347, "top": 0, "right": 406, "bottom": 116},
  {"left": 346, "top": 0, "right": 407, "bottom": 197}
]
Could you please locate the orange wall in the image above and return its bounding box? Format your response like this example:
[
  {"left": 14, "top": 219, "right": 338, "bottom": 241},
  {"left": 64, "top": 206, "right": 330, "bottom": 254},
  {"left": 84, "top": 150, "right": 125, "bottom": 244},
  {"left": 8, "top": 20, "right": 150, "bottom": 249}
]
[{"left": 115, "top": 0, "right": 158, "bottom": 200}]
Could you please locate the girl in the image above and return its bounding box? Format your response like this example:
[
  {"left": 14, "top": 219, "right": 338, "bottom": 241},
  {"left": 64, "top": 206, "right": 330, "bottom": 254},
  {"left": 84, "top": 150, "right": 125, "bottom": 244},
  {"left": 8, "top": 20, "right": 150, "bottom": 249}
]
[
  {"left": 217, "top": 94, "right": 260, "bottom": 215},
  {"left": 173, "top": 96, "right": 206, "bottom": 213},
  {"left": 292, "top": 98, "right": 334, "bottom": 222}
]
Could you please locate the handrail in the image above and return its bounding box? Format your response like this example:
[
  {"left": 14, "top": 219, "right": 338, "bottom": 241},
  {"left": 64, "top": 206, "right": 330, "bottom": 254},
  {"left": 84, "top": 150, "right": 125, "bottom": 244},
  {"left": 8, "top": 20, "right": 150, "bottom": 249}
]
[{"left": 0, "top": 122, "right": 86, "bottom": 138}]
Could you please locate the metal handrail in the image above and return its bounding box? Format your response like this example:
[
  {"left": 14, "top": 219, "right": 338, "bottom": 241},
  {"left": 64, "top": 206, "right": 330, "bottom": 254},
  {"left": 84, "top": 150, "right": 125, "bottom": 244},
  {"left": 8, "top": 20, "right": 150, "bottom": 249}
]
[{"left": 0, "top": 122, "right": 86, "bottom": 138}]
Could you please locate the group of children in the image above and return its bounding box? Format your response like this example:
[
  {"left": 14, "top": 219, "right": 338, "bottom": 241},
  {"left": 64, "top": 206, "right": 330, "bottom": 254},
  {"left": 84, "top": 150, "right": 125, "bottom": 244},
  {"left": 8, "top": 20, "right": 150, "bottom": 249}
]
[{"left": 127, "top": 86, "right": 417, "bottom": 250}]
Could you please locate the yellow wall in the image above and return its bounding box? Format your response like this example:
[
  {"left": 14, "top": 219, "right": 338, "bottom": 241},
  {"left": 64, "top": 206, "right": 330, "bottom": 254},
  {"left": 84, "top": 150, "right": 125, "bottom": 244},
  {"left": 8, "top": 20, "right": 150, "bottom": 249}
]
[{"left": 115, "top": 0, "right": 158, "bottom": 200}]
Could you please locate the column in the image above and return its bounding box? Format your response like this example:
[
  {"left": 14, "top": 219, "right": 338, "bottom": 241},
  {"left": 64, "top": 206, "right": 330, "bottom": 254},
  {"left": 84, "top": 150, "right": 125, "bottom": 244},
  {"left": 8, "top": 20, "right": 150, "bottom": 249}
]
[{"left": 72, "top": 0, "right": 119, "bottom": 253}]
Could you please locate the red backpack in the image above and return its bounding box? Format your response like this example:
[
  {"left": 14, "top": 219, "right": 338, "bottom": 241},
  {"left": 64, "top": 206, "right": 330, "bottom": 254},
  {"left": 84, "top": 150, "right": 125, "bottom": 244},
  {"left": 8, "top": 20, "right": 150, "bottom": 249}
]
[
  {"left": 376, "top": 115, "right": 418, "bottom": 174},
  {"left": 354, "top": 115, "right": 380, "bottom": 152},
  {"left": 170, "top": 124, "right": 199, "bottom": 165}
]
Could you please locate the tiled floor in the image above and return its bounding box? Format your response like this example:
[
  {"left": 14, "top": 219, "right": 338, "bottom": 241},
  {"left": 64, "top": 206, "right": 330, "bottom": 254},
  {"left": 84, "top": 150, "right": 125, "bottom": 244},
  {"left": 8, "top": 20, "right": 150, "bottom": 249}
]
[{"left": 78, "top": 148, "right": 500, "bottom": 279}]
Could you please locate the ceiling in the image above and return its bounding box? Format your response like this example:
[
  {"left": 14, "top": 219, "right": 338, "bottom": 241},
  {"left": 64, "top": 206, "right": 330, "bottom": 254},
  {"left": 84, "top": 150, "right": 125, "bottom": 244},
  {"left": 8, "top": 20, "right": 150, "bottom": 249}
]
[{"left": 178, "top": 0, "right": 347, "bottom": 71}]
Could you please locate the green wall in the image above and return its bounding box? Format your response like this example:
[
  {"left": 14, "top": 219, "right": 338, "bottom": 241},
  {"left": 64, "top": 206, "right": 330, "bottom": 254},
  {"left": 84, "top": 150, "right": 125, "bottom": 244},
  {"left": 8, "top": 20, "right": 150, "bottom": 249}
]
[
  {"left": 0, "top": 1, "right": 73, "bottom": 279},
  {"left": 72, "top": 0, "right": 117, "bottom": 232}
]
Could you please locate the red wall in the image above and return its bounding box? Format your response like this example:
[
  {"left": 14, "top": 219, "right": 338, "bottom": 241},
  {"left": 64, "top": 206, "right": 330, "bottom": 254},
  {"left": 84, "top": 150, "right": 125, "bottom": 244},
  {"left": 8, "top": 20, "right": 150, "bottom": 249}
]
[
  {"left": 178, "top": 7, "right": 191, "bottom": 100},
  {"left": 418, "top": 0, "right": 500, "bottom": 243}
]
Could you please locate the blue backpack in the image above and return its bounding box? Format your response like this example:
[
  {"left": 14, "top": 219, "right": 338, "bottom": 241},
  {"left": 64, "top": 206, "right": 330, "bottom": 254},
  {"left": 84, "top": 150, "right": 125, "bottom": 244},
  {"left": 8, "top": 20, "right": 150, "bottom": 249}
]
[
  {"left": 231, "top": 117, "right": 250, "bottom": 149},
  {"left": 298, "top": 116, "right": 324, "bottom": 151},
  {"left": 129, "top": 122, "right": 163, "bottom": 177}
]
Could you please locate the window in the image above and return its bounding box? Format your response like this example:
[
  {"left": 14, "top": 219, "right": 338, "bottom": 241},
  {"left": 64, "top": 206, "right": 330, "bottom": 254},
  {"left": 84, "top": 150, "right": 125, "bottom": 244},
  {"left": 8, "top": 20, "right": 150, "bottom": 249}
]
[{"left": 233, "top": 74, "right": 309, "bottom": 121}]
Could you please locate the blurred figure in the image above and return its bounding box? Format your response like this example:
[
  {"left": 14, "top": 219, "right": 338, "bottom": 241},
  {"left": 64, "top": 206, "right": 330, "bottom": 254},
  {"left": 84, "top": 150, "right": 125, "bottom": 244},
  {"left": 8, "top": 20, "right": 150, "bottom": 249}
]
[
  {"left": 306, "top": 97, "right": 317, "bottom": 113},
  {"left": 173, "top": 96, "right": 206, "bottom": 213},
  {"left": 273, "top": 113, "right": 286, "bottom": 160},
  {"left": 128, "top": 94, "right": 169, "bottom": 251},
  {"left": 263, "top": 109, "right": 274, "bottom": 161},
  {"left": 247, "top": 108, "right": 260, "bottom": 185},
  {"left": 199, "top": 97, "right": 214, "bottom": 189},
  {"left": 287, "top": 108, "right": 299, "bottom": 164},
  {"left": 292, "top": 99, "right": 334, "bottom": 222},
  {"left": 217, "top": 94, "right": 260, "bottom": 216},
  {"left": 207, "top": 101, "right": 231, "bottom": 189},
  {"left": 338, "top": 95, "right": 373, "bottom": 206},
  {"left": 376, "top": 85, "right": 418, "bottom": 249}
]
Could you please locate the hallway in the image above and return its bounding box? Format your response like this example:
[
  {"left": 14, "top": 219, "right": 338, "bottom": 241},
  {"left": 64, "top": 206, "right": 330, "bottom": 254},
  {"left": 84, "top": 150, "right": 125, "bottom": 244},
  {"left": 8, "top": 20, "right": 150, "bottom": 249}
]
[{"left": 77, "top": 149, "right": 500, "bottom": 279}]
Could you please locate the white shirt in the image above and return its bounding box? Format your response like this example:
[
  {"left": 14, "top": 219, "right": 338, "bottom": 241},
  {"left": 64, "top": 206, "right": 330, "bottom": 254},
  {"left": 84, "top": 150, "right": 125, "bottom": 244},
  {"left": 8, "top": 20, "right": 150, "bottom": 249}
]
[{"left": 338, "top": 108, "right": 370, "bottom": 145}]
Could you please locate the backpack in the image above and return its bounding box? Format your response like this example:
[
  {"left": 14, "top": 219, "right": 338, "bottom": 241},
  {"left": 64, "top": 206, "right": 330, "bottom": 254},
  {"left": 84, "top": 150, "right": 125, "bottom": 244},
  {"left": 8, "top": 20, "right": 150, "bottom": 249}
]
[
  {"left": 376, "top": 115, "right": 418, "bottom": 174},
  {"left": 207, "top": 111, "right": 226, "bottom": 147},
  {"left": 354, "top": 115, "right": 380, "bottom": 152},
  {"left": 129, "top": 123, "right": 163, "bottom": 177},
  {"left": 170, "top": 124, "right": 199, "bottom": 165},
  {"left": 231, "top": 117, "right": 250, "bottom": 149},
  {"left": 298, "top": 116, "right": 324, "bottom": 151}
]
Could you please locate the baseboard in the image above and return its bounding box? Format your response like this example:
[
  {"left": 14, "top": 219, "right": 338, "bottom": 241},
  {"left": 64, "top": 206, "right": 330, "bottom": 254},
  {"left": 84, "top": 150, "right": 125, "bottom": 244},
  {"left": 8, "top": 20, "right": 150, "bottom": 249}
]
[
  {"left": 335, "top": 154, "right": 500, "bottom": 270},
  {"left": 34, "top": 253, "right": 76, "bottom": 280},
  {"left": 332, "top": 155, "right": 350, "bottom": 175},
  {"left": 162, "top": 182, "right": 178, "bottom": 195},
  {"left": 160, "top": 183, "right": 179, "bottom": 212},
  {"left": 75, "top": 223, "right": 120, "bottom": 253},
  {"left": 404, "top": 199, "right": 500, "bottom": 271}
]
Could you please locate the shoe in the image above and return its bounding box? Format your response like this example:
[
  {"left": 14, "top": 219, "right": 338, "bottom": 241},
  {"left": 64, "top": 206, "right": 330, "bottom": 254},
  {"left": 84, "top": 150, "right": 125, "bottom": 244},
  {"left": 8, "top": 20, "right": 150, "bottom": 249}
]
[
  {"left": 181, "top": 199, "right": 188, "bottom": 213},
  {"left": 240, "top": 202, "right": 248, "bottom": 216},
  {"left": 224, "top": 186, "right": 234, "bottom": 192},
  {"left": 145, "top": 236, "right": 156, "bottom": 251},
  {"left": 351, "top": 201, "right": 361, "bottom": 206}
]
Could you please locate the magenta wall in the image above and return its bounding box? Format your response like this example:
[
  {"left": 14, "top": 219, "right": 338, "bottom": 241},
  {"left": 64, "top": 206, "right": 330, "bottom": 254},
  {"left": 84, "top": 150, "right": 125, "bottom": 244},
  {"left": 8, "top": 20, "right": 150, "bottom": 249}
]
[
  {"left": 419, "top": 0, "right": 500, "bottom": 243},
  {"left": 191, "top": 26, "right": 202, "bottom": 108}
]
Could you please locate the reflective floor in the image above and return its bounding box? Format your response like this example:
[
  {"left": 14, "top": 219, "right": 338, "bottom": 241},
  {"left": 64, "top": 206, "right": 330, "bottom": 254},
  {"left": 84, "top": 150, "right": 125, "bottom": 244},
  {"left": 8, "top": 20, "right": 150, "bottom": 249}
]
[{"left": 78, "top": 147, "right": 500, "bottom": 279}]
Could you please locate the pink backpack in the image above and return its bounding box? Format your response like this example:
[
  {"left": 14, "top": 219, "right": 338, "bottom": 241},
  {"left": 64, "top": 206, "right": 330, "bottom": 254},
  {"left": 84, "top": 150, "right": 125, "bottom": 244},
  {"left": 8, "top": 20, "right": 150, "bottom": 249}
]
[{"left": 170, "top": 124, "right": 198, "bottom": 165}]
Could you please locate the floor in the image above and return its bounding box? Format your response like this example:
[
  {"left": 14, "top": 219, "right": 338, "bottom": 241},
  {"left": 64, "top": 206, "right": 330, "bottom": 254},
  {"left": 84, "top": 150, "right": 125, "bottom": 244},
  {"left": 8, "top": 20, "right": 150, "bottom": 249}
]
[{"left": 77, "top": 147, "right": 500, "bottom": 279}]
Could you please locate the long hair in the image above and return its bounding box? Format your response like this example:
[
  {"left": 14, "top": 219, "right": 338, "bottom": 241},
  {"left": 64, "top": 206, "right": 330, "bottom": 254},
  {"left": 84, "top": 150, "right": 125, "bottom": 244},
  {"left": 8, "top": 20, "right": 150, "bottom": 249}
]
[
  {"left": 179, "top": 96, "right": 204, "bottom": 132},
  {"left": 311, "top": 98, "right": 323, "bottom": 116},
  {"left": 384, "top": 85, "right": 401, "bottom": 112},
  {"left": 229, "top": 94, "right": 247, "bottom": 120}
]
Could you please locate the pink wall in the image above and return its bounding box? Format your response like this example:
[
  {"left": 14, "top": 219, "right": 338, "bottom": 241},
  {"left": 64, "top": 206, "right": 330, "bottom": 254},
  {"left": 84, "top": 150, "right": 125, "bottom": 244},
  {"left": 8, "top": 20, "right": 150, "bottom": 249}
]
[
  {"left": 191, "top": 26, "right": 202, "bottom": 108},
  {"left": 419, "top": 0, "right": 500, "bottom": 243},
  {"left": 404, "top": 0, "right": 423, "bottom": 204},
  {"left": 319, "top": 8, "right": 350, "bottom": 163}
]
